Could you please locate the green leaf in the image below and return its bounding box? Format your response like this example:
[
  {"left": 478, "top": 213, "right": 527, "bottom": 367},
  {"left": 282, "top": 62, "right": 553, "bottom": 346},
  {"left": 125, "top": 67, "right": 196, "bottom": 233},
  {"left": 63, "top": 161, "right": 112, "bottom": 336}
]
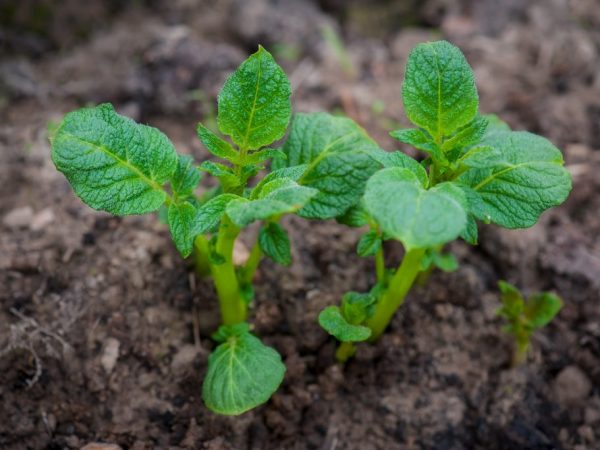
[
  {"left": 171, "top": 154, "right": 201, "bottom": 198},
  {"left": 357, "top": 230, "right": 381, "bottom": 257},
  {"left": 460, "top": 215, "right": 478, "bottom": 245},
  {"left": 259, "top": 222, "right": 292, "bottom": 266},
  {"left": 197, "top": 123, "right": 238, "bottom": 162},
  {"left": 217, "top": 46, "right": 291, "bottom": 150},
  {"left": 244, "top": 148, "right": 286, "bottom": 165},
  {"left": 458, "top": 131, "right": 572, "bottom": 228},
  {"left": 364, "top": 168, "right": 467, "bottom": 250},
  {"left": 525, "top": 292, "right": 563, "bottom": 328},
  {"left": 336, "top": 203, "right": 369, "bottom": 228},
  {"left": 483, "top": 114, "right": 511, "bottom": 136},
  {"left": 168, "top": 201, "right": 198, "bottom": 257},
  {"left": 421, "top": 249, "right": 458, "bottom": 272},
  {"left": 457, "top": 145, "right": 502, "bottom": 169},
  {"left": 202, "top": 325, "right": 285, "bottom": 415},
  {"left": 226, "top": 180, "right": 317, "bottom": 227},
  {"left": 318, "top": 306, "right": 372, "bottom": 342},
  {"left": 341, "top": 291, "right": 377, "bottom": 324},
  {"left": 371, "top": 150, "right": 429, "bottom": 187},
  {"left": 199, "top": 161, "right": 241, "bottom": 191},
  {"left": 402, "top": 41, "right": 478, "bottom": 140},
  {"left": 195, "top": 194, "right": 241, "bottom": 234},
  {"left": 498, "top": 281, "right": 525, "bottom": 319},
  {"left": 250, "top": 164, "right": 309, "bottom": 199},
  {"left": 441, "top": 115, "right": 488, "bottom": 153},
  {"left": 51, "top": 103, "right": 177, "bottom": 215},
  {"left": 390, "top": 128, "right": 439, "bottom": 155},
  {"left": 279, "top": 112, "right": 382, "bottom": 219}
]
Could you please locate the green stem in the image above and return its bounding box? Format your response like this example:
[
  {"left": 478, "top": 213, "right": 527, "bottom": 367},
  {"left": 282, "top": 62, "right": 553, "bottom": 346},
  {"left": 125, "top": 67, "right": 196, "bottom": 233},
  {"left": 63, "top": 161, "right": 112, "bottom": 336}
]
[
  {"left": 193, "top": 235, "right": 211, "bottom": 278},
  {"left": 366, "top": 248, "right": 426, "bottom": 341},
  {"left": 375, "top": 244, "right": 385, "bottom": 284},
  {"left": 336, "top": 342, "right": 356, "bottom": 363},
  {"left": 210, "top": 216, "right": 246, "bottom": 325},
  {"left": 241, "top": 240, "right": 262, "bottom": 285}
]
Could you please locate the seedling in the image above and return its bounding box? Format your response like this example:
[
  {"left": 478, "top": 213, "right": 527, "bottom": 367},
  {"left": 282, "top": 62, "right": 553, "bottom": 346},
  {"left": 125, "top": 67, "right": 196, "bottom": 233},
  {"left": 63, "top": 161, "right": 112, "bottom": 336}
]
[
  {"left": 318, "top": 41, "right": 572, "bottom": 361},
  {"left": 497, "top": 281, "right": 563, "bottom": 365},
  {"left": 49, "top": 46, "right": 383, "bottom": 415}
]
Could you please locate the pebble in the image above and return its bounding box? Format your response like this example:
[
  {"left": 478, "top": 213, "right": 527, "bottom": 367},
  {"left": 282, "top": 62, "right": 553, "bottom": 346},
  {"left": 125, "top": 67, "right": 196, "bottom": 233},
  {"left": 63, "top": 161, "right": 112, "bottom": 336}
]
[
  {"left": 100, "top": 338, "right": 120, "bottom": 374},
  {"left": 171, "top": 344, "right": 202, "bottom": 374},
  {"left": 81, "top": 444, "right": 122, "bottom": 450},
  {"left": 553, "top": 365, "right": 592, "bottom": 405},
  {"left": 30, "top": 207, "right": 55, "bottom": 231},
  {"left": 3, "top": 206, "right": 33, "bottom": 228}
]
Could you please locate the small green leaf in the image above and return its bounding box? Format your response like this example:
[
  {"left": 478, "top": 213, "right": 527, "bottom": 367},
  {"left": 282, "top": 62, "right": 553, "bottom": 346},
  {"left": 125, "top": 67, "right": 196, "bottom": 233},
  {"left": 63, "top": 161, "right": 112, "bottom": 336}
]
[
  {"left": 390, "top": 128, "right": 439, "bottom": 155},
  {"left": 371, "top": 150, "right": 429, "bottom": 187},
  {"left": 259, "top": 222, "right": 291, "bottom": 265},
  {"left": 364, "top": 168, "right": 467, "bottom": 250},
  {"left": 279, "top": 112, "right": 382, "bottom": 219},
  {"left": 402, "top": 41, "right": 478, "bottom": 140},
  {"left": 423, "top": 249, "right": 458, "bottom": 272},
  {"left": 341, "top": 291, "right": 377, "bottom": 324},
  {"left": 318, "top": 306, "right": 372, "bottom": 342},
  {"left": 336, "top": 203, "right": 369, "bottom": 228},
  {"left": 217, "top": 46, "right": 291, "bottom": 150},
  {"left": 226, "top": 180, "right": 317, "bottom": 227},
  {"left": 497, "top": 281, "right": 525, "bottom": 319},
  {"left": 526, "top": 292, "right": 563, "bottom": 329},
  {"left": 51, "top": 103, "right": 177, "bottom": 215},
  {"left": 357, "top": 230, "right": 381, "bottom": 257},
  {"left": 202, "top": 325, "right": 285, "bottom": 415},
  {"left": 168, "top": 201, "right": 198, "bottom": 257},
  {"left": 250, "top": 164, "right": 309, "bottom": 199},
  {"left": 458, "top": 131, "right": 572, "bottom": 228},
  {"left": 199, "top": 161, "right": 241, "bottom": 191},
  {"left": 244, "top": 148, "right": 287, "bottom": 165},
  {"left": 195, "top": 194, "right": 241, "bottom": 234},
  {"left": 171, "top": 154, "right": 201, "bottom": 198},
  {"left": 441, "top": 115, "right": 488, "bottom": 153},
  {"left": 197, "top": 123, "right": 239, "bottom": 162}
]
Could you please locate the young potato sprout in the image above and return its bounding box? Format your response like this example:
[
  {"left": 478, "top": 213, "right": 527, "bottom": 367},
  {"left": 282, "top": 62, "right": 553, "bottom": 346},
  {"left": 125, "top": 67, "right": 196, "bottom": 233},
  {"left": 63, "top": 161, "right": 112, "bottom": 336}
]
[{"left": 497, "top": 281, "right": 563, "bottom": 366}]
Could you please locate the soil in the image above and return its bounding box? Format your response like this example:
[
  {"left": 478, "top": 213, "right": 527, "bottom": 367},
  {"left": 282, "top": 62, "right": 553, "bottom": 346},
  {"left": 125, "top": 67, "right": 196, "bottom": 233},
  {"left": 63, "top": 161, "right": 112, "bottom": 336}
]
[{"left": 1, "top": 0, "right": 599, "bottom": 449}]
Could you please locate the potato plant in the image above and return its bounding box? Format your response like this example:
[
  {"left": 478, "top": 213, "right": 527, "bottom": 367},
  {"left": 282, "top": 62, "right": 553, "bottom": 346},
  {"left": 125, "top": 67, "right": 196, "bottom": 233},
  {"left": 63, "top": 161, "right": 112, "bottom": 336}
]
[
  {"left": 49, "top": 46, "right": 382, "bottom": 415},
  {"left": 317, "top": 41, "right": 572, "bottom": 361}
]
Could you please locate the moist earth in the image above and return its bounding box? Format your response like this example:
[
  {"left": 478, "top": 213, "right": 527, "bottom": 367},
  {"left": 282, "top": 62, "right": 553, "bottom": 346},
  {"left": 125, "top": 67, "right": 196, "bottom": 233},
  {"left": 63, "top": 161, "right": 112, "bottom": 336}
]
[{"left": 1, "top": 0, "right": 599, "bottom": 449}]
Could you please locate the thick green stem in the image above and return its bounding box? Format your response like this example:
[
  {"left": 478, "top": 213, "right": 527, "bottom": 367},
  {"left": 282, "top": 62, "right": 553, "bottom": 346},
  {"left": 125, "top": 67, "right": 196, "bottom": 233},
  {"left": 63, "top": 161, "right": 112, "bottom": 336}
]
[
  {"left": 211, "top": 216, "right": 246, "bottom": 325},
  {"left": 375, "top": 245, "right": 385, "bottom": 284},
  {"left": 193, "top": 235, "right": 211, "bottom": 278},
  {"left": 366, "top": 248, "right": 426, "bottom": 341},
  {"left": 336, "top": 342, "right": 356, "bottom": 363}
]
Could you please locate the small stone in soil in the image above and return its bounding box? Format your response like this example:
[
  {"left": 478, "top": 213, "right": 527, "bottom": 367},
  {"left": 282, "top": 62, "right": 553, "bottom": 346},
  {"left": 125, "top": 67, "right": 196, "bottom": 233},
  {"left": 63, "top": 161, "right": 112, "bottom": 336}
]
[
  {"left": 553, "top": 365, "right": 592, "bottom": 406},
  {"left": 100, "top": 337, "right": 120, "bottom": 374},
  {"left": 3, "top": 206, "right": 34, "bottom": 228}
]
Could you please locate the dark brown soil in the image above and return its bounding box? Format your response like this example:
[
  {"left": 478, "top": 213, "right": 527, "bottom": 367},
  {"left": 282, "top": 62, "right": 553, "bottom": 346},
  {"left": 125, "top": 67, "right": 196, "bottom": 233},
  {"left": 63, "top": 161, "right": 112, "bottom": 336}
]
[{"left": 1, "top": 1, "right": 599, "bottom": 449}]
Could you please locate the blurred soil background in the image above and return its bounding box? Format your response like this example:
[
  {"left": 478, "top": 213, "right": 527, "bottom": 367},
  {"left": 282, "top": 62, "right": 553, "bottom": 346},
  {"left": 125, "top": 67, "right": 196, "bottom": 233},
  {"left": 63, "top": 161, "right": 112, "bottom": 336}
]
[{"left": 1, "top": 0, "right": 599, "bottom": 449}]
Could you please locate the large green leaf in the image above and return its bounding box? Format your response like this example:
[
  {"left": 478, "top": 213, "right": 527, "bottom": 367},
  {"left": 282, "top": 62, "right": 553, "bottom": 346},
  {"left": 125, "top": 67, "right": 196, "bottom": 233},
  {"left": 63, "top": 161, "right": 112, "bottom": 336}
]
[
  {"left": 318, "top": 306, "right": 372, "bottom": 342},
  {"left": 217, "top": 46, "right": 291, "bottom": 150},
  {"left": 458, "top": 131, "right": 572, "bottom": 228},
  {"left": 402, "top": 41, "right": 478, "bottom": 140},
  {"left": 226, "top": 178, "right": 317, "bottom": 227},
  {"left": 203, "top": 324, "right": 285, "bottom": 415},
  {"left": 51, "top": 103, "right": 177, "bottom": 215},
  {"left": 364, "top": 167, "right": 467, "bottom": 250},
  {"left": 278, "top": 112, "right": 381, "bottom": 219}
]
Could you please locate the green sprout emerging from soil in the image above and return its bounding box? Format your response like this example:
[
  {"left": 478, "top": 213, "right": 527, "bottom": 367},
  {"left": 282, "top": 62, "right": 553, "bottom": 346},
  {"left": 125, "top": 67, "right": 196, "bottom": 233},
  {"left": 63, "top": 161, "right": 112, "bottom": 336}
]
[
  {"left": 497, "top": 281, "right": 563, "bottom": 366},
  {"left": 317, "top": 41, "right": 572, "bottom": 362}
]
